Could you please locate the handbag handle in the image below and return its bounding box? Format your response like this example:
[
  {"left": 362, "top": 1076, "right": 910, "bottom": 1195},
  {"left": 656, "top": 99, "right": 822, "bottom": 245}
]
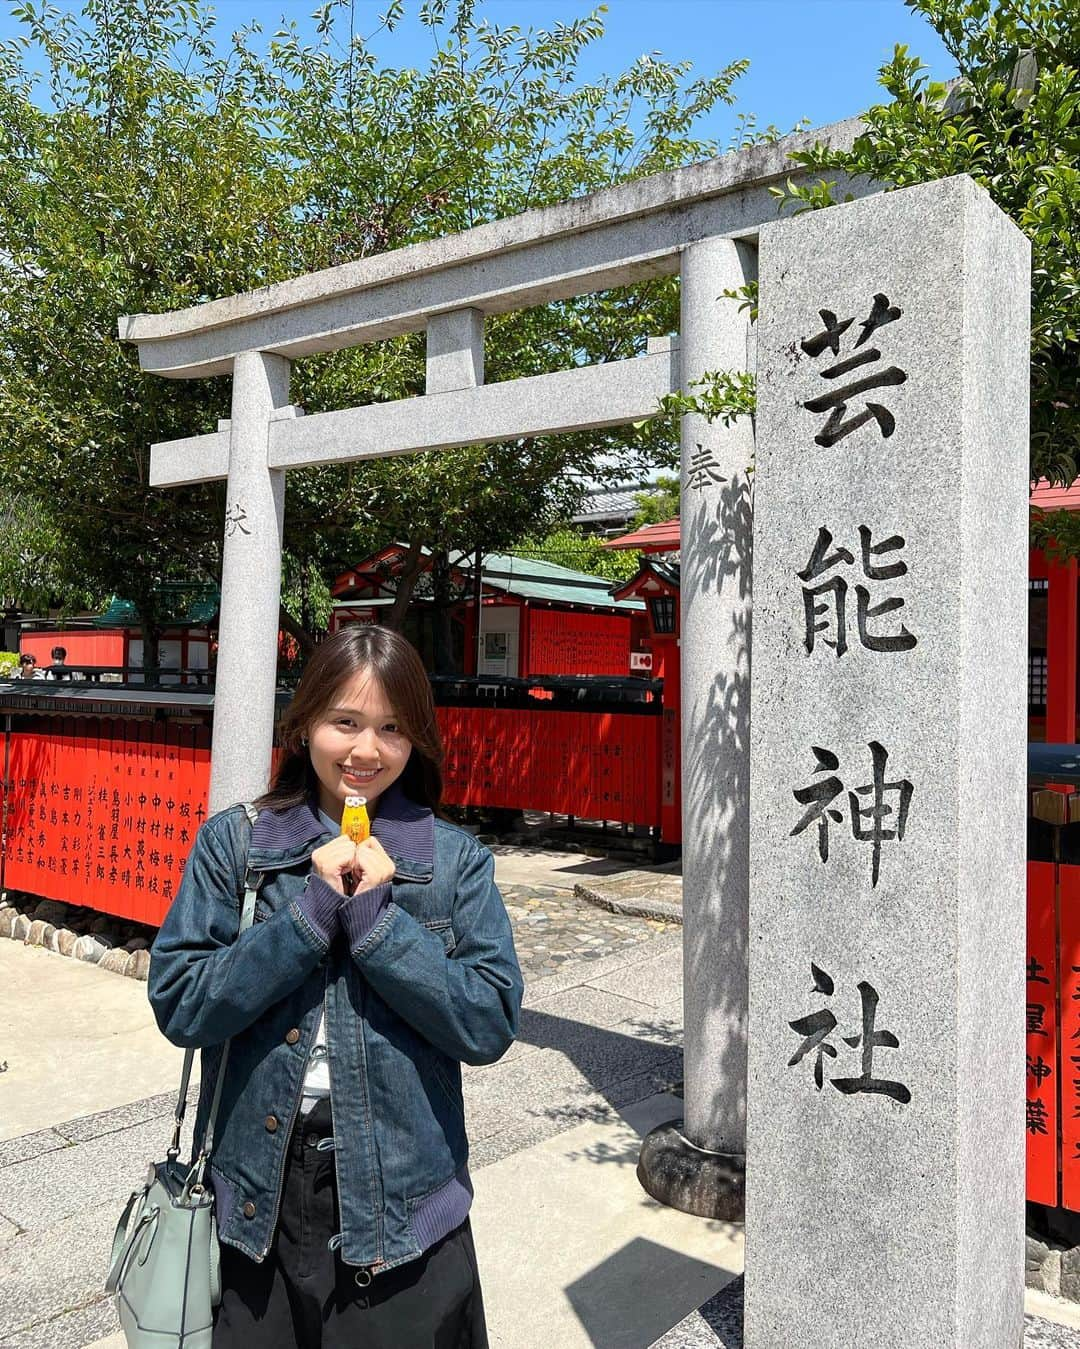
[{"left": 167, "top": 803, "right": 262, "bottom": 1178}]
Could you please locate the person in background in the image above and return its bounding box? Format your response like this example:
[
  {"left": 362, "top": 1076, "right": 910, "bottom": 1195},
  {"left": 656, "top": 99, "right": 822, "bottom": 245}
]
[
  {"left": 16, "top": 653, "right": 44, "bottom": 680},
  {"left": 45, "top": 645, "right": 71, "bottom": 680}
]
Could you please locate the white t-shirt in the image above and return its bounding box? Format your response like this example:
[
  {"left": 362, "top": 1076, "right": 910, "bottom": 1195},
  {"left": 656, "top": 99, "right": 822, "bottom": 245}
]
[{"left": 299, "top": 810, "right": 341, "bottom": 1113}]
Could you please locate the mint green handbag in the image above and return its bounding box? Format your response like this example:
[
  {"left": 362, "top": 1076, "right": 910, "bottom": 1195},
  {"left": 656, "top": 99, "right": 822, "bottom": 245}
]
[{"left": 105, "top": 804, "right": 261, "bottom": 1348}]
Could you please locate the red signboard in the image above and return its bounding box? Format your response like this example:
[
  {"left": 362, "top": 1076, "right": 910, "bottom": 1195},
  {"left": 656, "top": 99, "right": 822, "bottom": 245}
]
[
  {"left": 525, "top": 609, "right": 632, "bottom": 678},
  {"left": 437, "top": 706, "right": 661, "bottom": 826},
  {"left": 1027, "top": 859, "right": 1058, "bottom": 1206},
  {"left": 4, "top": 717, "right": 210, "bottom": 927},
  {"left": 1060, "top": 865, "right": 1080, "bottom": 1209}
]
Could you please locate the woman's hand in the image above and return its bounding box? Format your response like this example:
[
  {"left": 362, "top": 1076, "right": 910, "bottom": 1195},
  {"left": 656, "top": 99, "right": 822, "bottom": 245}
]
[{"left": 312, "top": 835, "right": 396, "bottom": 896}]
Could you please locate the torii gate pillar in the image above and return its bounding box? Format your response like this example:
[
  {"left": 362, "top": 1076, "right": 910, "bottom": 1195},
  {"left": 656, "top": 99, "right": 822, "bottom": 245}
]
[
  {"left": 638, "top": 234, "right": 756, "bottom": 1219},
  {"left": 210, "top": 351, "right": 291, "bottom": 814}
]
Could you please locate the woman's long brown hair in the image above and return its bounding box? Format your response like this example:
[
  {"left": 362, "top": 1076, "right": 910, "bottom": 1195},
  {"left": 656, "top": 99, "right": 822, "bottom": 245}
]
[{"left": 253, "top": 625, "right": 444, "bottom": 815}]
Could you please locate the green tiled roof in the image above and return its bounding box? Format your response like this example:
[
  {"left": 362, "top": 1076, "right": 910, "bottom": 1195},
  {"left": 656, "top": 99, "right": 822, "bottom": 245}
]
[
  {"left": 449, "top": 552, "right": 644, "bottom": 612},
  {"left": 92, "top": 583, "right": 220, "bottom": 628}
]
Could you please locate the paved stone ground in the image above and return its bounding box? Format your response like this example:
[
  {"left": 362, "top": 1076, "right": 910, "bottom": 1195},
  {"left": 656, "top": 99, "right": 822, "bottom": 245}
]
[
  {"left": 0, "top": 896, "right": 686, "bottom": 1349},
  {"left": 648, "top": 1278, "right": 1080, "bottom": 1347},
  {"left": 501, "top": 882, "right": 675, "bottom": 978},
  {"left": 2, "top": 878, "right": 1074, "bottom": 1349}
]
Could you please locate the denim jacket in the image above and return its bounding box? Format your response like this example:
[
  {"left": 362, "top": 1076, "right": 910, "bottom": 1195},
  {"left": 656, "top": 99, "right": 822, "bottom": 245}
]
[{"left": 148, "top": 784, "right": 524, "bottom": 1277}]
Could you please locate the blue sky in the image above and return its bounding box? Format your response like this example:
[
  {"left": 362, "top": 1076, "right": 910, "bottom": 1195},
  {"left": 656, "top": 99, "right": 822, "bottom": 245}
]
[{"left": 2, "top": 0, "right": 957, "bottom": 138}]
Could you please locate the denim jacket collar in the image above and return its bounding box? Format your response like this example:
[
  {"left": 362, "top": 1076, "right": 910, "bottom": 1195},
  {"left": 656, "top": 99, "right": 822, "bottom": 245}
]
[{"left": 247, "top": 781, "right": 434, "bottom": 880}]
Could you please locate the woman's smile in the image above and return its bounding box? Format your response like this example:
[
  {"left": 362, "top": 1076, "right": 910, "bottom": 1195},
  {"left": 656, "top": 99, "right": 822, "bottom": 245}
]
[{"left": 340, "top": 764, "right": 380, "bottom": 785}]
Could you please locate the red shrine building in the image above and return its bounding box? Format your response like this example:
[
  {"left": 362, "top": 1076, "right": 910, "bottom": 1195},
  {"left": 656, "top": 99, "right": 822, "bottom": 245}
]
[{"left": 328, "top": 546, "right": 650, "bottom": 678}]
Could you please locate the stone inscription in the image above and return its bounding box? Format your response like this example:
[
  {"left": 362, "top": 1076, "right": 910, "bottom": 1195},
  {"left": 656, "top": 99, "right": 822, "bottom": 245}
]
[
  {"left": 781, "top": 288, "right": 917, "bottom": 1105},
  {"left": 790, "top": 741, "right": 913, "bottom": 887},
  {"left": 788, "top": 962, "right": 911, "bottom": 1103},
  {"left": 686, "top": 441, "right": 727, "bottom": 491},
  {"left": 797, "top": 526, "right": 916, "bottom": 657},
  {"left": 225, "top": 502, "right": 251, "bottom": 537},
  {"left": 800, "top": 292, "right": 908, "bottom": 447}
]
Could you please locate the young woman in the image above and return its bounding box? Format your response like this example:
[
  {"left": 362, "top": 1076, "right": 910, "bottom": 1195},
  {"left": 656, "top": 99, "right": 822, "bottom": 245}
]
[{"left": 149, "top": 625, "right": 524, "bottom": 1348}]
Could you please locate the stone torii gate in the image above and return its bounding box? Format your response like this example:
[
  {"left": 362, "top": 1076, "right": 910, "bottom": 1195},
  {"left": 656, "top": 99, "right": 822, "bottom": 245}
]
[
  {"left": 120, "top": 117, "right": 860, "bottom": 1211},
  {"left": 121, "top": 120, "right": 1030, "bottom": 1347}
]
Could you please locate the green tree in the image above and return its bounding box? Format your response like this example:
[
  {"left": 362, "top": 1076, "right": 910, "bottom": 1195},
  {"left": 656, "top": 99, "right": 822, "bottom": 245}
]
[
  {"left": 630, "top": 474, "right": 681, "bottom": 528},
  {"left": 512, "top": 527, "right": 638, "bottom": 583},
  {"left": 773, "top": 0, "right": 1078, "bottom": 551},
  {"left": 0, "top": 0, "right": 758, "bottom": 662},
  {"left": 0, "top": 491, "right": 103, "bottom": 614}
]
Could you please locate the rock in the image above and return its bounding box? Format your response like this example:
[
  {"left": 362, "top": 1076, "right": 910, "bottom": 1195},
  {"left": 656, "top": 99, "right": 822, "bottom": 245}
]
[
  {"left": 1043, "top": 1249, "right": 1063, "bottom": 1299},
  {"left": 637, "top": 1119, "right": 745, "bottom": 1221},
  {"left": 47, "top": 927, "right": 64, "bottom": 953},
  {"left": 12, "top": 914, "right": 31, "bottom": 942},
  {"left": 0, "top": 909, "right": 15, "bottom": 939},
  {"left": 98, "top": 948, "right": 135, "bottom": 977},
  {"left": 0, "top": 894, "right": 15, "bottom": 910},
  {"left": 89, "top": 917, "right": 119, "bottom": 945},
  {"left": 30, "top": 900, "right": 69, "bottom": 927},
  {"left": 1060, "top": 1245, "right": 1080, "bottom": 1303},
  {"left": 124, "top": 937, "right": 151, "bottom": 953},
  {"left": 1027, "top": 1235, "right": 1055, "bottom": 1292},
  {"left": 130, "top": 949, "right": 151, "bottom": 981},
  {"left": 27, "top": 920, "right": 57, "bottom": 948},
  {"left": 72, "top": 935, "right": 108, "bottom": 964},
  {"left": 56, "top": 929, "right": 78, "bottom": 957}
]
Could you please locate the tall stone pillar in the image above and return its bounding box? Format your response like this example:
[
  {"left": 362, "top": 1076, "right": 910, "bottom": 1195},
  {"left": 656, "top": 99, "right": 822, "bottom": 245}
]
[
  {"left": 744, "top": 176, "right": 1029, "bottom": 1346},
  {"left": 638, "top": 235, "right": 756, "bottom": 1219},
  {"left": 209, "top": 350, "right": 291, "bottom": 814}
]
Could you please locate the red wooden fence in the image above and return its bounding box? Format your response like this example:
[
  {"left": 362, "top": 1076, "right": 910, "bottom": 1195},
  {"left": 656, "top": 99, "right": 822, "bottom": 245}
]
[
  {"left": 1027, "top": 860, "right": 1058, "bottom": 1204},
  {"left": 1025, "top": 855, "right": 1080, "bottom": 1211},
  {"left": 10, "top": 708, "right": 1064, "bottom": 1211},
  {"left": 3, "top": 716, "right": 211, "bottom": 925},
  {"left": 1, "top": 706, "right": 662, "bottom": 927}
]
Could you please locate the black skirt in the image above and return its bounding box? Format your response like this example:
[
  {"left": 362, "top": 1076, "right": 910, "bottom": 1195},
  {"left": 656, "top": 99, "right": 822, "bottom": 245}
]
[{"left": 212, "top": 1099, "right": 488, "bottom": 1349}]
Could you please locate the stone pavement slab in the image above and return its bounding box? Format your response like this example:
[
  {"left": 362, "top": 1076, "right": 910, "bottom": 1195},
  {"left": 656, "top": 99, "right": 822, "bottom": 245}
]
[
  {"left": 574, "top": 868, "right": 684, "bottom": 925},
  {"left": 472, "top": 1091, "right": 742, "bottom": 1349},
  {"left": 647, "top": 1280, "right": 1080, "bottom": 1348},
  {"left": 0, "top": 942, "right": 187, "bottom": 1141},
  {"left": 0, "top": 915, "right": 686, "bottom": 1348}
]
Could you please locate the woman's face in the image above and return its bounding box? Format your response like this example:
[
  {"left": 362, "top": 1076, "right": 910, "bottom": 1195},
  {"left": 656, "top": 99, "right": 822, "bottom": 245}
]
[{"left": 307, "top": 668, "right": 413, "bottom": 822}]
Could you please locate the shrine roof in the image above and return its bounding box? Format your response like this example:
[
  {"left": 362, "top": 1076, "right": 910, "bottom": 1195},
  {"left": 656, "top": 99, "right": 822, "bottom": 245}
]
[
  {"left": 601, "top": 517, "right": 681, "bottom": 553},
  {"left": 333, "top": 548, "right": 644, "bottom": 613},
  {"left": 1031, "top": 480, "right": 1080, "bottom": 512}
]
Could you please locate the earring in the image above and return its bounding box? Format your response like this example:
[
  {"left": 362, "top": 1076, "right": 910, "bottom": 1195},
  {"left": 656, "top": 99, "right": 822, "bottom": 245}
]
[{"left": 300, "top": 735, "right": 308, "bottom": 746}]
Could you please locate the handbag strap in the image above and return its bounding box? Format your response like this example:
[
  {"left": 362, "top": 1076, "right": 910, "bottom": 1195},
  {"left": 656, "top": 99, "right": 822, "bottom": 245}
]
[{"left": 168, "top": 802, "right": 262, "bottom": 1170}]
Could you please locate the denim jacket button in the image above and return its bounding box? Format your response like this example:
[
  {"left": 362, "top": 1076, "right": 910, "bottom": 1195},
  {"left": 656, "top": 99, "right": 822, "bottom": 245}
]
[
  {"left": 264, "top": 1115, "right": 279, "bottom": 1133},
  {"left": 285, "top": 1028, "right": 301, "bottom": 1045},
  {"left": 242, "top": 1201, "right": 256, "bottom": 1218}
]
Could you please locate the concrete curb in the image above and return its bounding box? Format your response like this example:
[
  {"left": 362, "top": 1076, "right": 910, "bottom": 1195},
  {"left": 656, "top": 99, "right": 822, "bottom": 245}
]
[{"left": 573, "top": 881, "right": 684, "bottom": 926}]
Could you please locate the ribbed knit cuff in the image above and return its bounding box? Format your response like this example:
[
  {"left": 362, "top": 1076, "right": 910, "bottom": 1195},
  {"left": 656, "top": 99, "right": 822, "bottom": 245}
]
[
  {"left": 294, "top": 874, "right": 344, "bottom": 948},
  {"left": 340, "top": 883, "right": 392, "bottom": 951}
]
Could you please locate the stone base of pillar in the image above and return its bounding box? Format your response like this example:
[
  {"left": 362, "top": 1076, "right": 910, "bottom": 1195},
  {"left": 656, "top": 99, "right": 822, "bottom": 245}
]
[{"left": 636, "top": 1120, "right": 745, "bottom": 1220}]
